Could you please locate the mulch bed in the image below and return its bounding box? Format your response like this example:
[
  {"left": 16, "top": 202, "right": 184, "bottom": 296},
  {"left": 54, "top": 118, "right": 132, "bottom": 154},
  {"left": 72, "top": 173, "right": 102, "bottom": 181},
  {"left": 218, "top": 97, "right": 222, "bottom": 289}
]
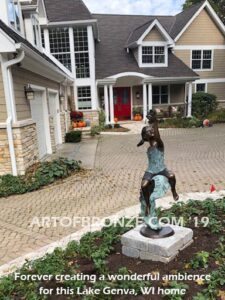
[{"left": 45, "top": 208, "right": 224, "bottom": 300}]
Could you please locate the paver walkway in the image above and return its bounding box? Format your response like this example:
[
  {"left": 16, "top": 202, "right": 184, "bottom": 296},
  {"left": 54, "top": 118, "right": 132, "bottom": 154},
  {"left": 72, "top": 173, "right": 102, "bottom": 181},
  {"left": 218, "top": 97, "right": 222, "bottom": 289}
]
[{"left": 0, "top": 124, "right": 225, "bottom": 266}]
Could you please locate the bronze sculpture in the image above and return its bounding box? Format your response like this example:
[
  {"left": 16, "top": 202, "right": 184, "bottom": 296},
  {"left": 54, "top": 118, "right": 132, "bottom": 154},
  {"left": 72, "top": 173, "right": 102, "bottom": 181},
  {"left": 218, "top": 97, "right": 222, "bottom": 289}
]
[{"left": 138, "top": 110, "right": 179, "bottom": 238}]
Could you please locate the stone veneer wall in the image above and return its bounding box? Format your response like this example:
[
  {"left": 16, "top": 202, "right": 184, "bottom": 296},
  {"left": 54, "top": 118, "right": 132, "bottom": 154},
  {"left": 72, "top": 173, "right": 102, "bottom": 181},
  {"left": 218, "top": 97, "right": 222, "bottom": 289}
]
[
  {"left": 0, "top": 128, "right": 11, "bottom": 175},
  {"left": 0, "top": 123, "right": 39, "bottom": 176},
  {"left": 60, "top": 112, "right": 70, "bottom": 142},
  {"left": 49, "top": 116, "right": 56, "bottom": 154},
  {"left": 83, "top": 110, "right": 99, "bottom": 126}
]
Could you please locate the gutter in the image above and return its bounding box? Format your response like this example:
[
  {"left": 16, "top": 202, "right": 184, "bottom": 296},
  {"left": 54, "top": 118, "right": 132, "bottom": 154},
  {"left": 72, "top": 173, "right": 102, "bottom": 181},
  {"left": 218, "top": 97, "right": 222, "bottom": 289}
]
[
  {"left": 143, "top": 76, "right": 199, "bottom": 83},
  {"left": 0, "top": 50, "right": 25, "bottom": 176},
  {"left": 19, "top": 43, "right": 74, "bottom": 82}
]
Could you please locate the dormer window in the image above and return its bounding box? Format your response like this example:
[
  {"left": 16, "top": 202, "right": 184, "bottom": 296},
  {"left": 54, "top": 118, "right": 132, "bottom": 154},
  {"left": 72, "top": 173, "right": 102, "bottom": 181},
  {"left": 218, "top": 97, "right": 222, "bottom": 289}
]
[
  {"left": 142, "top": 46, "right": 165, "bottom": 64},
  {"left": 8, "top": 0, "right": 21, "bottom": 32},
  {"left": 139, "top": 44, "right": 168, "bottom": 67}
]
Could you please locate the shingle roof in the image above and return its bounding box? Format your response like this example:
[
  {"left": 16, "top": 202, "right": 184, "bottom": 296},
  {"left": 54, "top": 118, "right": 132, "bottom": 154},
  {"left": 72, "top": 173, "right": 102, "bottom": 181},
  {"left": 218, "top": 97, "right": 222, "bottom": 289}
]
[
  {"left": 126, "top": 1, "right": 205, "bottom": 46},
  {"left": 126, "top": 20, "right": 154, "bottom": 46},
  {"left": 93, "top": 14, "right": 198, "bottom": 80},
  {"left": 43, "top": 0, "right": 92, "bottom": 22},
  {"left": 0, "top": 20, "right": 68, "bottom": 75}
]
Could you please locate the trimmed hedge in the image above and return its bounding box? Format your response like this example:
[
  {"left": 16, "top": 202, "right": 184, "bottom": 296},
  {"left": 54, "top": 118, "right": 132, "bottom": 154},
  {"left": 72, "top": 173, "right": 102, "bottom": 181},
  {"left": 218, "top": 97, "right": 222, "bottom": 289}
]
[{"left": 65, "top": 131, "right": 82, "bottom": 143}]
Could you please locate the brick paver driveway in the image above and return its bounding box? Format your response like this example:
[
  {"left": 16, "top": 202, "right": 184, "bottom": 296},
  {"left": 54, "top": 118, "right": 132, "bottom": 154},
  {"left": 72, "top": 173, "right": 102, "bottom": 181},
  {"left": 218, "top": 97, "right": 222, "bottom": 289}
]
[{"left": 0, "top": 125, "right": 225, "bottom": 266}]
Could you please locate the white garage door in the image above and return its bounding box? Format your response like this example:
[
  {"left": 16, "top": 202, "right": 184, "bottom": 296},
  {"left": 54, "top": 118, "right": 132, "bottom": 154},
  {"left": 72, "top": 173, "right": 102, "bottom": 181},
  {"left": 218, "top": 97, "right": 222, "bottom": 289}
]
[{"left": 30, "top": 91, "right": 47, "bottom": 159}]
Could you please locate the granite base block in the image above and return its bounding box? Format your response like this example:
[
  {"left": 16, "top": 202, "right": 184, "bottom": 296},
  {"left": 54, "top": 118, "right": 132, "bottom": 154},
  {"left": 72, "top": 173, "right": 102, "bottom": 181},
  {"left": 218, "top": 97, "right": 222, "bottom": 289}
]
[{"left": 121, "top": 225, "right": 193, "bottom": 263}]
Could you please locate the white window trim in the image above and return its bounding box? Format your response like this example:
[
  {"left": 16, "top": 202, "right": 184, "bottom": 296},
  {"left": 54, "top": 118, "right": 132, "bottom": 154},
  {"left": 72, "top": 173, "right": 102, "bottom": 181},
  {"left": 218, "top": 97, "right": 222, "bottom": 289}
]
[
  {"left": 152, "top": 85, "right": 170, "bottom": 105},
  {"left": 31, "top": 13, "right": 42, "bottom": 49},
  {"left": 138, "top": 43, "right": 168, "bottom": 68},
  {"left": 195, "top": 82, "right": 208, "bottom": 93},
  {"left": 7, "top": 0, "right": 24, "bottom": 35},
  {"left": 190, "top": 49, "right": 214, "bottom": 71},
  {"left": 77, "top": 86, "right": 92, "bottom": 110}
]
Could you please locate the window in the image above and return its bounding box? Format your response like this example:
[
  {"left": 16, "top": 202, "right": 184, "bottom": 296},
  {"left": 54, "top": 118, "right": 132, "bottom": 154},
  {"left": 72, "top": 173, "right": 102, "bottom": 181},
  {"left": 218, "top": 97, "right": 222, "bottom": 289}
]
[
  {"left": 77, "top": 86, "right": 92, "bottom": 110},
  {"left": 73, "top": 27, "right": 90, "bottom": 78},
  {"left": 152, "top": 86, "right": 169, "bottom": 104},
  {"left": 41, "top": 28, "right": 45, "bottom": 48},
  {"left": 142, "top": 46, "right": 165, "bottom": 64},
  {"left": 49, "top": 27, "right": 71, "bottom": 71},
  {"left": 31, "top": 14, "right": 41, "bottom": 47},
  {"left": 196, "top": 83, "right": 206, "bottom": 92},
  {"left": 192, "top": 50, "right": 212, "bottom": 70},
  {"left": 8, "top": 0, "right": 21, "bottom": 32}
]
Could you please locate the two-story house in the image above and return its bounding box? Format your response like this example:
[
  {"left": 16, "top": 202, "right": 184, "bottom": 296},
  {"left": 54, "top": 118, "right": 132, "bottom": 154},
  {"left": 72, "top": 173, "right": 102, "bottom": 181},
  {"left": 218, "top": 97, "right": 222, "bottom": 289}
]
[
  {"left": 1, "top": 0, "right": 225, "bottom": 176},
  {"left": 38, "top": 0, "right": 225, "bottom": 125}
]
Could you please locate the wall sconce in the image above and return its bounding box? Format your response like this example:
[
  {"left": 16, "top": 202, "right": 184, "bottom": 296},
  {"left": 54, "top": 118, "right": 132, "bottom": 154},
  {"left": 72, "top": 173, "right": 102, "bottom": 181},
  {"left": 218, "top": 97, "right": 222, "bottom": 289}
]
[
  {"left": 24, "top": 85, "right": 34, "bottom": 101},
  {"left": 60, "top": 93, "right": 65, "bottom": 103},
  {"left": 136, "top": 92, "right": 140, "bottom": 99}
]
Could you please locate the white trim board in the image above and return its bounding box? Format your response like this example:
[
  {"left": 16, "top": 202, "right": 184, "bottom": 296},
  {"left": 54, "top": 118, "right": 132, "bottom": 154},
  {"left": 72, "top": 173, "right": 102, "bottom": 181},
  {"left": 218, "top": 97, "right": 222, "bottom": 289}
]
[
  {"left": 108, "top": 72, "right": 149, "bottom": 79},
  {"left": 174, "top": 45, "right": 225, "bottom": 50},
  {"left": 194, "top": 78, "right": 225, "bottom": 83}
]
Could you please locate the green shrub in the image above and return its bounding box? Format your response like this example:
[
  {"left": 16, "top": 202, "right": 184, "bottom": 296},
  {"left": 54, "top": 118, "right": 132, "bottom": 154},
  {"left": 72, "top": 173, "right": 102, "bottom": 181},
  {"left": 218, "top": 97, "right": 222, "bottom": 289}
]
[
  {"left": 207, "top": 109, "right": 225, "bottom": 123},
  {"left": 65, "top": 131, "right": 82, "bottom": 143},
  {"left": 192, "top": 92, "right": 217, "bottom": 119},
  {"left": 159, "top": 117, "right": 202, "bottom": 128},
  {"left": 99, "top": 109, "right": 105, "bottom": 127},
  {"left": 0, "top": 158, "right": 81, "bottom": 197},
  {"left": 91, "top": 125, "right": 102, "bottom": 136}
]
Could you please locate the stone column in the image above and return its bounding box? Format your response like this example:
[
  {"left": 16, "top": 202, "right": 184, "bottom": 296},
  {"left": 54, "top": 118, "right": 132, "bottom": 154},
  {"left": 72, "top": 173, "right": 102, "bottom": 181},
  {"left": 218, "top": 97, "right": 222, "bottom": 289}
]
[
  {"left": 104, "top": 85, "right": 110, "bottom": 124},
  {"left": 143, "top": 83, "right": 147, "bottom": 121},
  {"left": 187, "top": 82, "right": 193, "bottom": 117},
  {"left": 109, "top": 84, "right": 114, "bottom": 125},
  {"left": 148, "top": 83, "right": 153, "bottom": 111}
]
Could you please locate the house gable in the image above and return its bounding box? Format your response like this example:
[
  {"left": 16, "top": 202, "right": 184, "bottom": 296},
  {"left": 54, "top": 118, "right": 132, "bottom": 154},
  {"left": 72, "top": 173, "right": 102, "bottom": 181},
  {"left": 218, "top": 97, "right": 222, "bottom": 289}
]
[
  {"left": 138, "top": 20, "right": 174, "bottom": 45},
  {"left": 176, "top": 7, "right": 225, "bottom": 45},
  {"left": 143, "top": 26, "right": 166, "bottom": 42}
]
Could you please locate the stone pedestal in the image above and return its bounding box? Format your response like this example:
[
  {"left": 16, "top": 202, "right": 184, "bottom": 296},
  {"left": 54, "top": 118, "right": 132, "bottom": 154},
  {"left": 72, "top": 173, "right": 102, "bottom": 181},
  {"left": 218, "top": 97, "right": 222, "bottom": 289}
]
[{"left": 121, "top": 225, "right": 193, "bottom": 263}]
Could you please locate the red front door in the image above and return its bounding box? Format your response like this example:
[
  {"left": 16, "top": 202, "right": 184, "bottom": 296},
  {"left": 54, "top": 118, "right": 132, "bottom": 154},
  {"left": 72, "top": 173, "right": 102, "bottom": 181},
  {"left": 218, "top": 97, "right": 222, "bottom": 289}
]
[{"left": 114, "top": 87, "right": 131, "bottom": 121}]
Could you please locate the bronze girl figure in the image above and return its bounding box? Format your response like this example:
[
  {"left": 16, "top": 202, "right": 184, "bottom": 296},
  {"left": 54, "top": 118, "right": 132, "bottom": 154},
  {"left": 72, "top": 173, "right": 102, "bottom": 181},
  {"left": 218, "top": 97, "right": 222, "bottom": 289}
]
[{"left": 137, "top": 110, "right": 179, "bottom": 216}]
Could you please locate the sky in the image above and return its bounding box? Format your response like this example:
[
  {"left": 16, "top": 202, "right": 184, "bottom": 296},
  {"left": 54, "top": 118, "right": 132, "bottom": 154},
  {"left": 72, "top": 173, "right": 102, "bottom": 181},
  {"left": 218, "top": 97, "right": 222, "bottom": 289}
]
[{"left": 83, "top": 0, "right": 186, "bottom": 16}]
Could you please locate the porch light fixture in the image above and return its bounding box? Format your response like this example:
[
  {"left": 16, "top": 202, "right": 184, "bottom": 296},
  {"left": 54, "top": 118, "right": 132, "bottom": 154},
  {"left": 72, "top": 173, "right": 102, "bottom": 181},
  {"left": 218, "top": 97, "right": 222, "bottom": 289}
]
[
  {"left": 24, "top": 85, "right": 34, "bottom": 101},
  {"left": 136, "top": 92, "right": 140, "bottom": 99}
]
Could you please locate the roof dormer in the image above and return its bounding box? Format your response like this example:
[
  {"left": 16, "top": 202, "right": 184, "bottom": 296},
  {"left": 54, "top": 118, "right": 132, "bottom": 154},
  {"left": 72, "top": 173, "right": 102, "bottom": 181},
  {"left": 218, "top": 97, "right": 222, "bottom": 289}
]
[{"left": 127, "top": 19, "right": 174, "bottom": 68}]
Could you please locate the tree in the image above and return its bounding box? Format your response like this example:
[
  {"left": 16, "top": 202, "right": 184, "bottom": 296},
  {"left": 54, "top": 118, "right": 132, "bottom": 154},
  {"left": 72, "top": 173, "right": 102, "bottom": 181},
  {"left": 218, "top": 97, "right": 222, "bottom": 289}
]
[{"left": 182, "top": 0, "right": 225, "bottom": 24}]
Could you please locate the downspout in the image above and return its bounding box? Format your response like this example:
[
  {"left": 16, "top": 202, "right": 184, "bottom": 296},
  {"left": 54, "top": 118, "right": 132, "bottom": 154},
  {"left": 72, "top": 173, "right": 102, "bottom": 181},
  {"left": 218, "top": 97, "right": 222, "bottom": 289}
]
[{"left": 0, "top": 50, "right": 25, "bottom": 176}]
